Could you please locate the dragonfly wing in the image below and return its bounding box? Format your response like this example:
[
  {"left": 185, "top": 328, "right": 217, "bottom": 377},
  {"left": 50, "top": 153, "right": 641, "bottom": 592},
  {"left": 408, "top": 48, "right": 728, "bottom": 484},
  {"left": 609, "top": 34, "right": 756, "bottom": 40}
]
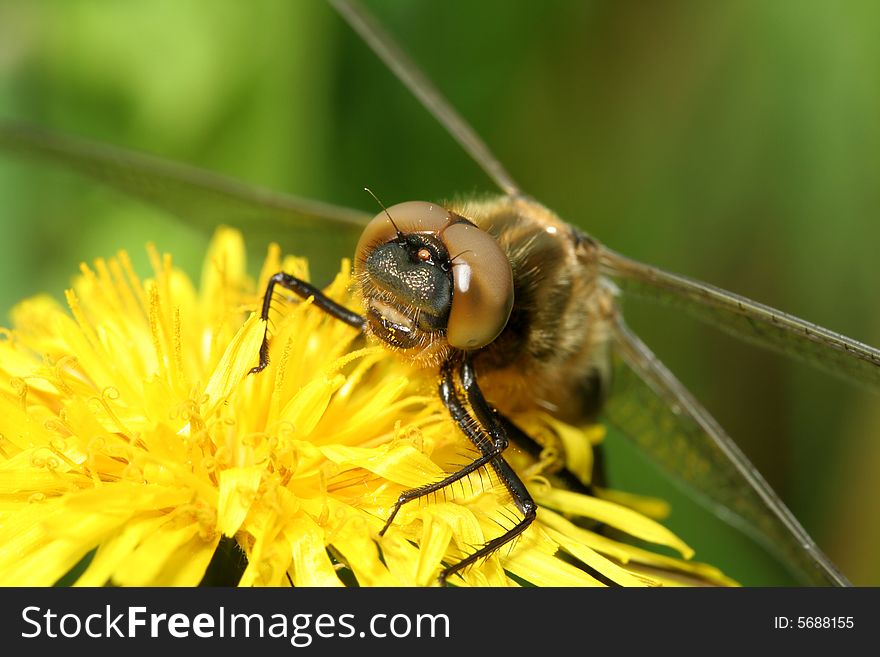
[
  {"left": 603, "top": 317, "right": 849, "bottom": 586},
  {"left": 0, "top": 122, "right": 370, "bottom": 240},
  {"left": 600, "top": 247, "right": 880, "bottom": 391},
  {"left": 329, "top": 0, "right": 522, "bottom": 198}
]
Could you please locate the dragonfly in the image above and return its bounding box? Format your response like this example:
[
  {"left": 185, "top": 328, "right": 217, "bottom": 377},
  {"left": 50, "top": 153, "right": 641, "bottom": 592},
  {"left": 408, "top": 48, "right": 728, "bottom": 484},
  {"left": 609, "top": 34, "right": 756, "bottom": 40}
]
[{"left": 0, "top": 0, "right": 876, "bottom": 585}]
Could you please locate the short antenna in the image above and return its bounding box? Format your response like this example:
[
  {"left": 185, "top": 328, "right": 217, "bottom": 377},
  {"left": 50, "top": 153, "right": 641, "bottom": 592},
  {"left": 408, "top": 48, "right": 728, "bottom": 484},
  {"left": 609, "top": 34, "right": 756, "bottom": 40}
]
[{"left": 364, "top": 187, "right": 404, "bottom": 238}]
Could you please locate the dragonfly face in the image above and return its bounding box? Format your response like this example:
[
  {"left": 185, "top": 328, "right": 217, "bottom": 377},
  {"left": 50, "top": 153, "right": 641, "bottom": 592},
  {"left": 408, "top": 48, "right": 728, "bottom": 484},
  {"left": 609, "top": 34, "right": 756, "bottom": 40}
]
[{"left": 1, "top": 1, "right": 879, "bottom": 585}]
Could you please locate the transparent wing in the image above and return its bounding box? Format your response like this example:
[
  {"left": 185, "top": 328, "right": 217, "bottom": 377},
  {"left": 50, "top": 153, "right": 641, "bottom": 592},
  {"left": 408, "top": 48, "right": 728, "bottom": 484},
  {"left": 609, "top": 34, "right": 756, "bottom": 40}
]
[
  {"left": 329, "top": 0, "right": 522, "bottom": 197},
  {"left": 600, "top": 246, "right": 880, "bottom": 391},
  {"left": 604, "top": 317, "right": 850, "bottom": 586},
  {"left": 0, "top": 122, "right": 370, "bottom": 239}
]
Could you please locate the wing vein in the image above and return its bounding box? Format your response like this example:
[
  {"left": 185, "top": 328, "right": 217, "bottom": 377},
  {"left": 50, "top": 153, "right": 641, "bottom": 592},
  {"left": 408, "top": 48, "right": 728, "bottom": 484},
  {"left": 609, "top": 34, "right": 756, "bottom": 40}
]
[
  {"left": 606, "top": 316, "right": 850, "bottom": 586},
  {"left": 600, "top": 246, "right": 880, "bottom": 390},
  {"left": 329, "top": 0, "right": 522, "bottom": 197},
  {"left": 0, "top": 122, "right": 370, "bottom": 230}
]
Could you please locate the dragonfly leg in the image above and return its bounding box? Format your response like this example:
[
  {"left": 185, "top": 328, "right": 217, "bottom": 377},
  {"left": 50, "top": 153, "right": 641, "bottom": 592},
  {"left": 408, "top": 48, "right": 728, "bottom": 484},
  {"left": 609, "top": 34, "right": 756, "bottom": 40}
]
[
  {"left": 380, "top": 353, "right": 536, "bottom": 585},
  {"left": 498, "top": 413, "right": 599, "bottom": 496},
  {"left": 249, "top": 272, "right": 366, "bottom": 374}
]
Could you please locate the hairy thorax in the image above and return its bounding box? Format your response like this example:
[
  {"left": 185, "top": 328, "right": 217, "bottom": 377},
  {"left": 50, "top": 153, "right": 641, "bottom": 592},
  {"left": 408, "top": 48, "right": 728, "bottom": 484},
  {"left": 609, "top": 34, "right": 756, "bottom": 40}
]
[{"left": 450, "top": 196, "right": 617, "bottom": 425}]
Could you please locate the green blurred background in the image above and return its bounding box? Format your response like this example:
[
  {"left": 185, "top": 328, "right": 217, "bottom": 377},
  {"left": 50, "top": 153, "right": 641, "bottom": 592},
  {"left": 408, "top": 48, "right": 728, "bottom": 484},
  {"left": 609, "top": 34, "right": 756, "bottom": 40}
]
[{"left": 1, "top": 0, "right": 878, "bottom": 586}]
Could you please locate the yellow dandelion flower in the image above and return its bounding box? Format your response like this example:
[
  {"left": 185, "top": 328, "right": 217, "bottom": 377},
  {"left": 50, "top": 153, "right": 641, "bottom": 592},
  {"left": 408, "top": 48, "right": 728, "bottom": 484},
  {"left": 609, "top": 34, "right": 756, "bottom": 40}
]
[{"left": 0, "top": 228, "right": 735, "bottom": 587}]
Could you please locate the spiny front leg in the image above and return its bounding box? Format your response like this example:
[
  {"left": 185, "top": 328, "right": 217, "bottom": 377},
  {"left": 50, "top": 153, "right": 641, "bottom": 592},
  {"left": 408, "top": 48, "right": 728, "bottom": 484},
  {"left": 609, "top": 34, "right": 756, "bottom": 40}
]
[
  {"left": 439, "top": 355, "right": 536, "bottom": 584},
  {"left": 250, "top": 271, "right": 366, "bottom": 374},
  {"left": 379, "top": 354, "right": 536, "bottom": 584},
  {"left": 379, "top": 357, "right": 509, "bottom": 534}
]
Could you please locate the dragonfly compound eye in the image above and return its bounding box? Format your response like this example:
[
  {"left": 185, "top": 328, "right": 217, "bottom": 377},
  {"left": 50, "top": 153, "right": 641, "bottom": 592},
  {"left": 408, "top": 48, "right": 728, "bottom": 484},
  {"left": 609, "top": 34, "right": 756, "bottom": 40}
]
[
  {"left": 355, "top": 201, "right": 514, "bottom": 351},
  {"left": 442, "top": 221, "right": 513, "bottom": 349},
  {"left": 355, "top": 200, "right": 452, "bottom": 256}
]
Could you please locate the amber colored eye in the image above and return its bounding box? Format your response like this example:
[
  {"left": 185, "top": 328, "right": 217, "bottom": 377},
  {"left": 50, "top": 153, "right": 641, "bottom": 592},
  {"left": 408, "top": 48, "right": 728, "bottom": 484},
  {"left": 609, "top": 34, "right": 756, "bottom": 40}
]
[
  {"left": 355, "top": 201, "right": 452, "bottom": 268},
  {"left": 354, "top": 200, "right": 514, "bottom": 351},
  {"left": 443, "top": 221, "right": 514, "bottom": 350}
]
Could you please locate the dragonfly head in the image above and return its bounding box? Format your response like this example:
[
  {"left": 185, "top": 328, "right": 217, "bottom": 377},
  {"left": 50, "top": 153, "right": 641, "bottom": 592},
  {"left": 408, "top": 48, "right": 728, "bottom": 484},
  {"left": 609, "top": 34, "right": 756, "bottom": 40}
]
[{"left": 355, "top": 200, "right": 514, "bottom": 364}]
